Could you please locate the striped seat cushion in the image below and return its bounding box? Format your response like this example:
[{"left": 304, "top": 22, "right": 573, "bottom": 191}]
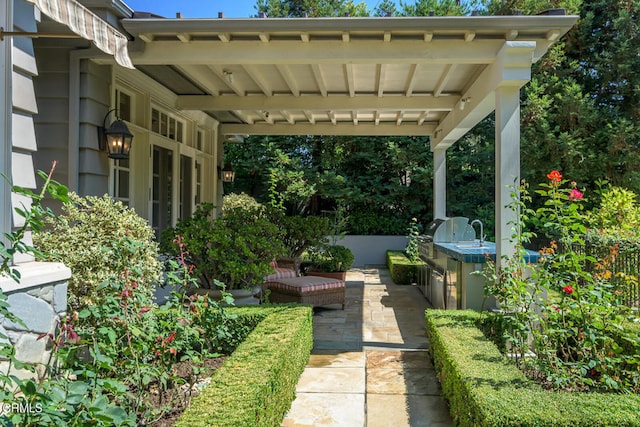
[
  {"left": 264, "top": 276, "right": 345, "bottom": 296},
  {"left": 264, "top": 267, "right": 297, "bottom": 282}
]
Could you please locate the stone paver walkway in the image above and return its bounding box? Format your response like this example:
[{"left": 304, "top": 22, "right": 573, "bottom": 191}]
[{"left": 282, "top": 268, "right": 453, "bottom": 427}]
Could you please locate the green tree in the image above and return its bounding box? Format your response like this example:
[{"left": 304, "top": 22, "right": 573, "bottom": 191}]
[
  {"left": 400, "top": 0, "right": 479, "bottom": 16},
  {"left": 255, "top": 0, "right": 368, "bottom": 17}
]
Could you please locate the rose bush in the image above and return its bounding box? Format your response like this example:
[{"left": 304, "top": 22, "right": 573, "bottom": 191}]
[{"left": 482, "top": 171, "right": 640, "bottom": 393}]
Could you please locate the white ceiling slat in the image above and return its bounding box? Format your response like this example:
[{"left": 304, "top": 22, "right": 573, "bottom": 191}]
[
  {"left": 352, "top": 111, "right": 358, "bottom": 125},
  {"left": 176, "top": 65, "right": 221, "bottom": 96},
  {"left": 345, "top": 64, "right": 355, "bottom": 97},
  {"left": 177, "top": 33, "right": 191, "bottom": 42},
  {"left": 259, "top": 32, "right": 270, "bottom": 43},
  {"left": 404, "top": 64, "right": 418, "bottom": 97},
  {"left": 303, "top": 110, "right": 316, "bottom": 124},
  {"left": 139, "top": 33, "right": 154, "bottom": 42},
  {"left": 377, "top": 64, "right": 387, "bottom": 97},
  {"left": 300, "top": 32, "right": 310, "bottom": 43},
  {"left": 233, "top": 110, "right": 252, "bottom": 124},
  {"left": 546, "top": 29, "right": 560, "bottom": 41},
  {"left": 281, "top": 111, "right": 295, "bottom": 124},
  {"left": 311, "top": 64, "right": 328, "bottom": 97},
  {"left": 464, "top": 31, "right": 476, "bottom": 42},
  {"left": 276, "top": 65, "right": 300, "bottom": 96},
  {"left": 505, "top": 30, "right": 518, "bottom": 41},
  {"left": 423, "top": 31, "right": 433, "bottom": 42},
  {"left": 383, "top": 31, "right": 391, "bottom": 42},
  {"left": 417, "top": 110, "right": 429, "bottom": 125},
  {"left": 342, "top": 31, "right": 350, "bottom": 42},
  {"left": 208, "top": 65, "right": 244, "bottom": 96},
  {"left": 329, "top": 111, "right": 337, "bottom": 125},
  {"left": 396, "top": 111, "right": 404, "bottom": 126},
  {"left": 242, "top": 65, "right": 272, "bottom": 96},
  {"left": 218, "top": 33, "right": 231, "bottom": 42},
  {"left": 433, "top": 64, "right": 455, "bottom": 97}
]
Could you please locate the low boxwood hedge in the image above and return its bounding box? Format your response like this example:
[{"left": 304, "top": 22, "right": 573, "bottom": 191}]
[
  {"left": 175, "top": 305, "right": 314, "bottom": 427},
  {"left": 386, "top": 250, "right": 424, "bottom": 285},
  {"left": 425, "top": 309, "right": 640, "bottom": 427}
]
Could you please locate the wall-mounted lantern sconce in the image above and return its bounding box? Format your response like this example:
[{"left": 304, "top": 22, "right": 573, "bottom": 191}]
[
  {"left": 97, "top": 109, "right": 133, "bottom": 160},
  {"left": 218, "top": 164, "right": 235, "bottom": 183}
]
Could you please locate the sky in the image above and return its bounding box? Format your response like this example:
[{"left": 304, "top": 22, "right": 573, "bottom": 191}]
[{"left": 123, "top": 0, "right": 391, "bottom": 18}]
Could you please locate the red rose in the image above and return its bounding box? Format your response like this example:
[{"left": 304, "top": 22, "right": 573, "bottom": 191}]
[
  {"left": 547, "top": 170, "right": 563, "bottom": 183},
  {"left": 562, "top": 285, "right": 574, "bottom": 295}
]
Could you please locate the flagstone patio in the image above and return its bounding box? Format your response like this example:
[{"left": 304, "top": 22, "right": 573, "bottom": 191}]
[{"left": 282, "top": 268, "right": 453, "bottom": 427}]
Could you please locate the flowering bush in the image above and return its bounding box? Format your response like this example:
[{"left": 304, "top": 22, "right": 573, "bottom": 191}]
[
  {"left": 35, "top": 193, "right": 162, "bottom": 312},
  {"left": 482, "top": 171, "right": 640, "bottom": 393}
]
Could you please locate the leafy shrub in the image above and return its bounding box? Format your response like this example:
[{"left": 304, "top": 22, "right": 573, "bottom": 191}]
[
  {"left": 162, "top": 203, "right": 286, "bottom": 289},
  {"left": 346, "top": 209, "right": 408, "bottom": 235},
  {"left": 221, "top": 192, "right": 263, "bottom": 214},
  {"left": 405, "top": 217, "right": 421, "bottom": 262},
  {"left": 425, "top": 310, "right": 640, "bottom": 427},
  {"left": 43, "top": 240, "right": 238, "bottom": 425},
  {"left": 270, "top": 213, "right": 330, "bottom": 259},
  {"left": 386, "top": 250, "right": 424, "bottom": 284},
  {"left": 1, "top": 167, "right": 135, "bottom": 426},
  {"left": 587, "top": 184, "right": 640, "bottom": 236},
  {"left": 175, "top": 306, "right": 313, "bottom": 427},
  {"left": 34, "top": 193, "right": 161, "bottom": 312},
  {"left": 303, "top": 244, "right": 354, "bottom": 272}
]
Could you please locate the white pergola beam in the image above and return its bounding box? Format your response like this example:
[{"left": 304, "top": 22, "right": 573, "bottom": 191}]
[
  {"left": 276, "top": 64, "right": 300, "bottom": 96},
  {"left": 311, "top": 64, "right": 328, "bottom": 97},
  {"left": 129, "top": 40, "right": 514, "bottom": 65},
  {"left": 242, "top": 65, "right": 272, "bottom": 96},
  {"left": 176, "top": 94, "right": 457, "bottom": 111},
  {"left": 220, "top": 122, "right": 436, "bottom": 136},
  {"left": 431, "top": 41, "right": 535, "bottom": 151}
]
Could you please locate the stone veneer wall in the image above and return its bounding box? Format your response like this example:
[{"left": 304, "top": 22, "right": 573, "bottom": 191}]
[{"left": 0, "top": 262, "right": 71, "bottom": 378}]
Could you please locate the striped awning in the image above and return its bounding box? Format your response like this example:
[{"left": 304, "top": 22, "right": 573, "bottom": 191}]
[{"left": 25, "top": 0, "right": 134, "bottom": 68}]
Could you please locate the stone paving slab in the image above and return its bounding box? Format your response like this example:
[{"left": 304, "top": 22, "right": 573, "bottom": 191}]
[
  {"left": 282, "top": 268, "right": 452, "bottom": 427},
  {"left": 366, "top": 394, "right": 452, "bottom": 427},
  {"left": 282, "top": 393, "right": 365, "bottom": 427},
  {"left": 295, "top": 367, "right": 365, "bottom": 394}
]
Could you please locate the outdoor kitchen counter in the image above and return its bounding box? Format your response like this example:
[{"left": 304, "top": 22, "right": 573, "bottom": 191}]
[{"left": 434, "top": 241, "right": 541, "bottom": 264}]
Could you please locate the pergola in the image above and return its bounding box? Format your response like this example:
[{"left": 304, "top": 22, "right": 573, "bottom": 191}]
[{"left": 120, "top": 13, "right": 577, "bottom": 261}]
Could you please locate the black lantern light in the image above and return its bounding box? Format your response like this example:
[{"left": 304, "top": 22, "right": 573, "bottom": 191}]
[
  {"left": 218, "top": 163, "right": 235, "bottom": 183},
  {"left": 97, "top": 109, "right": 133, "bottom": 160}
]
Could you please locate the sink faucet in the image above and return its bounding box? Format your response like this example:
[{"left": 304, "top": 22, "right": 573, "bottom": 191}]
[{"left": 470, "top": 219, "right": 484, "bottom": 246}]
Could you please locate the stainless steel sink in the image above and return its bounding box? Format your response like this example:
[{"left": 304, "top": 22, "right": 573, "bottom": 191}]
[{"left": 455, "top": 243, "right": 490, "bottom": 249}]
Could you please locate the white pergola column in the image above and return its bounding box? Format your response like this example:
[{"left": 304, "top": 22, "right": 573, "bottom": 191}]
[
  {"left": 1, "top": 0, "right": 13, "bottom": 252},
  {"left": 433, "top": 147, "right": 447, "bottom": 219},
  {"left": 495, "top": 85, "right": 521, "bottom": 262},
  {"left": 214, "top": 128, "right": 224, "bottom": 215}
]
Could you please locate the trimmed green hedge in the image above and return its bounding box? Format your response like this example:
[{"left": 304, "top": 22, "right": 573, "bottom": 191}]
[
  {"left": 175, "top": 305, "right": 314, "bottom": 427},
  {"left": 386, "top": 250, "right": 424, "bottom": 284},
  {"left": 425, "top": 310, "right": 640, "bottom": 427}
]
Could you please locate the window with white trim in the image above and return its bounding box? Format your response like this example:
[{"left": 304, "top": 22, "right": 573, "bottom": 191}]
[{"left": 151, "top": 107, "right": 185, "bottom": 143}]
